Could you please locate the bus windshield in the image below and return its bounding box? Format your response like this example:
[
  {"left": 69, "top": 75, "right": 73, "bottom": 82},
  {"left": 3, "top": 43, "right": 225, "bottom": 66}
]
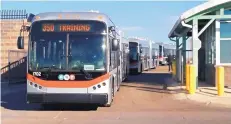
[
  {"left": 29, "top": 20, "right": 107, "bottom": 72},
  {"left": 129, "top": 47, "right": 138, "bottom": 62},
  {"left": 129, "top": 42, "right": 138, "bottom": 63},
  {"left": 68, "top": 34, "right": 106, "bottom": 71},
  {"left": 159, "top": 45, "right": 163, "bottom": 57}
]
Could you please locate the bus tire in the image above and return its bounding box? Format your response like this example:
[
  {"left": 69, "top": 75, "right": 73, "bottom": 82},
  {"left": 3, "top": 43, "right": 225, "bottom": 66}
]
[
  {"left": 139, "top": 64, "right": 143, "bottom": 74},
  {"left": 117, "top": 80, "right": 120, "bottom": 91},
  {"left": 117, "top": 82, "right": 120, "bottom": 91},
  {"left": 124, "top": 77, "right": 128, "bottom": 82}
]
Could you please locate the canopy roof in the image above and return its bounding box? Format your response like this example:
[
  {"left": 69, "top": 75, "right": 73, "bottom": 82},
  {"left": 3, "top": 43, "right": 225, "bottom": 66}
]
[{"left": 168, "top": 0, "right": 231, "bottom": 38}]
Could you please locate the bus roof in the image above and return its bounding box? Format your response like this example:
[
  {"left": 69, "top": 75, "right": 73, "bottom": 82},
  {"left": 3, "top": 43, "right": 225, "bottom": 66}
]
[
  {"left": 152, "top": 42, "right": 159, "bottom": 49},
  {"left": 31, "top": 12, "right": 115, "bottom": 26},
  {"left": 128, "top": 39, "right": 139, "bottom": 44},
  {"left": 139, "top": 41, "right": 150, "bottom": 48}
]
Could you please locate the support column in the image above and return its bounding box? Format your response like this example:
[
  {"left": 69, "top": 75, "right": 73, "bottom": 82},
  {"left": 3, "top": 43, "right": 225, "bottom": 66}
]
[
  {"left": 176, "top": 38, "right": 181, "bottom": 83},
  {"left": 182, "top": 36, "right": 187, "bottom": 84},
  {"left": 192, "top": 19, "right": 201, "bottom": 89}
]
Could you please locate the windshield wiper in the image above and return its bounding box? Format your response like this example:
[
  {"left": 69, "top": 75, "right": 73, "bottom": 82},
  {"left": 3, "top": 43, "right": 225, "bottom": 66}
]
[
  {"left": 39, "top": 65, "right": 59, "bottom": 70},
  {"left": 39, "top": 66, "right": 59, "bottom": 79},
  {"left": 80, "top": 67, "right": 93, "bottom": 80}
]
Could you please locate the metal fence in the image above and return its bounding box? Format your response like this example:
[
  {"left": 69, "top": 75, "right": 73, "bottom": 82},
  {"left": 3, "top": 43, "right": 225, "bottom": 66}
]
[
  {"left": 8, "top": 50, "right": 28, "bottom": 84},
  {"left": 0, "top": 10, "right": 28, "bottom": 19},
  {"left": 0, "top": 9, "right": 28, "bottom": 84}
]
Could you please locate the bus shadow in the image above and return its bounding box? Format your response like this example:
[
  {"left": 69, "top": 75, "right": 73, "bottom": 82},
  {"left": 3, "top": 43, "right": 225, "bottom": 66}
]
[
  {"left": 121, "top": 84, "right": 185, "bottom": 94},
  {"left": 122, "top": 72, "right": 185, "bottom": 94},
  {"left": 1, "top": 86, "right": 99, "bottom": 111},
  {"left": 125, "top": 72, "right": 172, "bottom": 85}
]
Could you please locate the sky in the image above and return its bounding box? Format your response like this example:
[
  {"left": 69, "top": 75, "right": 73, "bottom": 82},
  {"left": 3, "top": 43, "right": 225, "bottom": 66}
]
[{"left": 1, "top": 0, "right": 206, "bottom": 43}]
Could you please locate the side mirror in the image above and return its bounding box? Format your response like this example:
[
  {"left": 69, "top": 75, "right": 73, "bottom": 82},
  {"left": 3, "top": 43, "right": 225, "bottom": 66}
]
[
  {"left": 112, "top": 38, "right": 118, "bottom": 51},
  {"left": 109, "top": 26, "right": 115, "bottom": 31},
  {"left": 27, "top": 13, "right": 35, "bottom": 22},
  {"left": 140, "top": 48, "right": 143, "bottom": 53},
  {"left": 17, "top": 36, "right": 24, "bottom": 49}
]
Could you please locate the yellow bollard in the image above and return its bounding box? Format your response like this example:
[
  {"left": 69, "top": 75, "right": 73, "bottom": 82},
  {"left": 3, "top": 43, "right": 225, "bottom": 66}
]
[
  {"left": 172, "top": 61, "right": 176, "bottom": 76},
  {"left": 189, "top": 65, "right": 196, "bottom": 94},
  {"left": 186, "top": 64, "right": 190, "bottom": 91},
  {"left": 216, "top": 66, "right": 224, "bottom": 96}
]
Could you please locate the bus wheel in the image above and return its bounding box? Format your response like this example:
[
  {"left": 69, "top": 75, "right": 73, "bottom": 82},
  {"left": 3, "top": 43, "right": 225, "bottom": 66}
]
[
  {"left": 117, "top": 84, "right": 120, "bottom": 91},
  {"left": 124, "top": 77, "right": 128, "bottom": 82},
  {"left": 139, "top": 65, "right": 143, "bottom": 74}
]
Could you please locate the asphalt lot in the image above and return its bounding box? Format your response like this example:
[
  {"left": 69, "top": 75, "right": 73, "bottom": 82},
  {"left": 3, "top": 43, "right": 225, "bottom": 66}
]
[{"left": 1, "top": 66, "right": 231, "bottom": 124}]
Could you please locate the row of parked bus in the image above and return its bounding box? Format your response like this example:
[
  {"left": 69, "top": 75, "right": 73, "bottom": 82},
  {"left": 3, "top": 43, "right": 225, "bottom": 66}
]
[
  {"left": 16, "top": 11, "right": 175, "bottom": 107},
  {"left": 127, "top": 37, "right": 176, "bottom": 74}
]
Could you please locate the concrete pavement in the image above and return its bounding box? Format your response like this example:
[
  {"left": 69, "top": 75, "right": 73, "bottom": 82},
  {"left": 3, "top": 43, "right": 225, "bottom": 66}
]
[
  {"left": 164, "top": 72, "right": 231, "bottom": 108},
  {"left": 172, "top": 86, "right": 231, "bottom": 109}
]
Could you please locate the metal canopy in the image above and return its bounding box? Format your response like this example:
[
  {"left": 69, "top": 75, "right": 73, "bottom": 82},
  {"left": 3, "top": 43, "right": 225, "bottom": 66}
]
[{"left": 168, "top": 0, "right": 231, "bottom": 38}]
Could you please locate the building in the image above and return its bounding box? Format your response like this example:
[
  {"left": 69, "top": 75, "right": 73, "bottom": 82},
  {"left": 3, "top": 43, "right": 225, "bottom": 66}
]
[{"left": 168, "top": 0, "right": 231, "bottom": 87}]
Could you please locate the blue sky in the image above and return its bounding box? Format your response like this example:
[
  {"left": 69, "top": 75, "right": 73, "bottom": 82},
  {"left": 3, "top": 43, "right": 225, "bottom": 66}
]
[{"left": 2, "top": 1, "right": 205, "bottom": 43}]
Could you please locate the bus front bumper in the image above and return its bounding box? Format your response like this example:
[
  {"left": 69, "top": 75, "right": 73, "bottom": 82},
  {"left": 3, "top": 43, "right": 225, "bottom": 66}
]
[{"left": 27, "top": 93, "right": 108, "bottom": 104}]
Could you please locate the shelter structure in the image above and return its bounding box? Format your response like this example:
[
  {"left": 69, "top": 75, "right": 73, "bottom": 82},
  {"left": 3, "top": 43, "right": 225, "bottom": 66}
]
[{"left": 168, "top": 0, "right": 231, "bottom": 87}]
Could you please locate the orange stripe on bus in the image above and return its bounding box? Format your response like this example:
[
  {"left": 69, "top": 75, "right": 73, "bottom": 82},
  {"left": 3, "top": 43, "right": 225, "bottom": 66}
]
[{"left": 27, "top": 73, "right": 110, "bottom": 88}]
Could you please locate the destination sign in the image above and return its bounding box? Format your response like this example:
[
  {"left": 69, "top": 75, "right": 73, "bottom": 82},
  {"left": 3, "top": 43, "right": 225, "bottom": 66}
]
[
  {"left": 129, "top": 42, "right": 138, "bottom": 47},
  {"left": 42, "top": 24, "right": 92, "bottom": 32}
]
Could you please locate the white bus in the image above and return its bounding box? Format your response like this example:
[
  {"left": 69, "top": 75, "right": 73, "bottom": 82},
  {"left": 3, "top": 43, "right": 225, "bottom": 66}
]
[
  {"left": 119, "top": 35, "right": 130, "bottom": 81},
  {"left": 139, "top": 40, "right": 151, "bottom": 71},
  {"left": 128, "top": 38, "right": 143, "bottom": 74},
  {"left": 158, "top": 43, "right": 168, "bottom": 65},
  {"left": 17, "top": 12, "right": 128, "bottom": 107},
  {"left": 150, "top": 41, "right": 159, "bottom": 69},
  {"left": 158, "top": 42, "right": 176, "bottom": 65},
  {"left": 128, "top": 38, "right": 159, "bottom": 71}
]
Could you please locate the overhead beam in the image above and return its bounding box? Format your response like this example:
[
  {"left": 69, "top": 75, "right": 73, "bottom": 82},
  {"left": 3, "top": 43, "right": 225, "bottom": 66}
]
[
  {"left": 173, "top": 31, "right": 182, "bottom": 37},
  {"left": 198, "top": 18, "right": 215, "bottom": 37},
  {"left": 185, "top": 15, "right": 231, "bottom": 22},
  {"left": 197, "top": 15, "right": 231, "bottom": 20},
  {"left": 185, "top": 3, "right": 231, "bottom": 23}
]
